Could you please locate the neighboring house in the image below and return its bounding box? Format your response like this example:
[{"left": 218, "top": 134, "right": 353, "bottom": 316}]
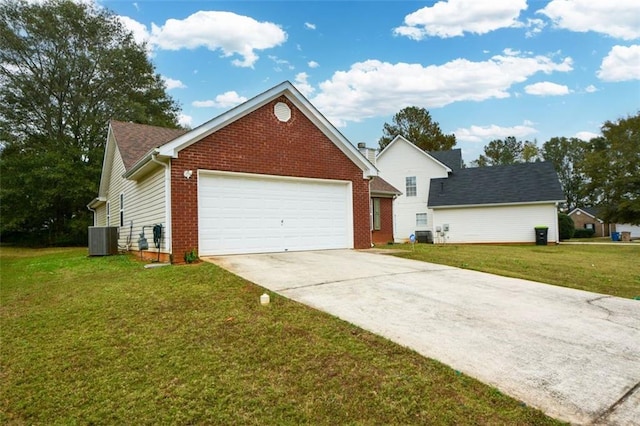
[
  {"left": 88, "top": 81, "right": 377, "bottom": 262},
  {"left": 376, "top": 135, "right": 565, "bottom": 244},
  {"left": 568, "top": 207, "right": 611, "bottom": 237},
  {"left": 615, "top": 223, "right": 640, "bottom": 239}
]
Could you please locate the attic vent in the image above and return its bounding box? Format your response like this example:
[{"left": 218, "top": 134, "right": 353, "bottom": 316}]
[{"left": 274, "top": 102, "right": 291, "bottom": 122}]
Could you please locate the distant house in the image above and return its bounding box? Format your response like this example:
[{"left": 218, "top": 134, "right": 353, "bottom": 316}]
[
  {"left": 568, "top": 207, "right": 611, "bottom": 237},
  {"left": 376, "top": 136, "right": 565, "bottom": 244},
  {"left": 615, "top": 224, "right": 640, "bottom": 239},
  {"left": 88, "top": 81, "right": 378, "bottom": 262}
]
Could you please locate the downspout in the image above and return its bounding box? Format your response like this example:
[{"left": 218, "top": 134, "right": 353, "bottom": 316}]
[
  {"left": 151, "top": 153, "right": 171, "bottom": 259},
  {"left": 87, "top": 205, "right": 97, "bottom": 226}
]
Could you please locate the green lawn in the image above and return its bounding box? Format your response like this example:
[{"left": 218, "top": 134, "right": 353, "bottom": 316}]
[
  {"left": 0, "top": 247, "right": 561, "bottom": 425},
  {"left": 384, "top": 243, "right": 640, "bottom": 299}
]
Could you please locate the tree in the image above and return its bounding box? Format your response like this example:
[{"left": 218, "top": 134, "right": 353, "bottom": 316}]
[
  {"left": 0, "top": 0, "right": 181, "bottom": 245},
  {"left": 542, "top": 137, "right": 588, "bottom": 212},
  {"left": 379, "top": 106, "right": 456, "bottom": 152},
  {"left": 558, "top": 213, "right": 575, "bottom": 240},
  {"left": 579, "top": 113, "right": 640, "bottom": 225},
  {"left": 471, "top": 137, "right": 541, "bottom": 167}
]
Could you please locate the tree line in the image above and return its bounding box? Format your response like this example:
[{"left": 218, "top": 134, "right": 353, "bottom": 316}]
[{"left": 379, "top": 106, "right": 639, "bottom": 225}]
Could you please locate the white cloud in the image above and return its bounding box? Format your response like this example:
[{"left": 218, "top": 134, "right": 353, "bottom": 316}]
[
  {"left": 150, "top": 11, "right": 287, "bottom": 67},
  {"left": 293, "top": 72, "right": 315, "bottom": 97},
  {"left": 311, "top": 52, "right": 573, "bottom": 126},
  {"left": 268, "top": 55, "right": 294, "bottom": 71},
  {"left": 597, "top": 45, "right": 640, "bottom": 82},
  {"left": 304, "top": 22, "right": 316, "bottom": 30},
  {"left": 132, "top": 2, "right": 139, "bottom": 12},
  {"left": 575, "top": 131, "right": 599, "bottom": 141},
  {"left": 308, "top": 61, "right": 320, "bottom": 68},
  {"left": 453, "top": 122, "right": 538, "bottom": 143},
  {"left": 162, "top": 76, "right": 186, "bottom": 90},
  {"left": 192, "top": 91, "right": 248, "bottom": 108},
  {"left": 118, "top": 15, "right": 151, "bottom": 46},
  {"left": 525, "top": 18, "right": 546, "bottom": 38},
  {"left": 178, "top": 113, "right": 192, "bottom": 128},
  {"left": 394, "top": 0, "right": 527, "bottom": 40},
  {"left": 524, "top": 81, "right": 570, "bottom": 96},
  {"left": 585, "top": 84, "right": 598, "bottom": 93},
  {"left": 538, "top": 0, "right": 640, "bottom": 40}
]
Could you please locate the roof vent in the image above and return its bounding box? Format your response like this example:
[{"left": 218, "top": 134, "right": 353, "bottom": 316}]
[{"left": 274, "top": 102, "right": 291, "bottom": 122}]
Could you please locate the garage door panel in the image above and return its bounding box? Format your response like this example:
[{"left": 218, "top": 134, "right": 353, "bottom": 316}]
[{"left": 198, "top": 172, "right": 352, "bottom": 255}]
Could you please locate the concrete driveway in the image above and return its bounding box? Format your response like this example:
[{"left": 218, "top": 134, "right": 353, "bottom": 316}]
[{"left": 206, "top": 249, "right": 640, "bottom": 425}]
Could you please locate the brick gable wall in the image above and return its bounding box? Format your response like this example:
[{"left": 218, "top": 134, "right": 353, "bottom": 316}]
[{"left": 170, "top": 96, "right": 371, "bottom": 262}]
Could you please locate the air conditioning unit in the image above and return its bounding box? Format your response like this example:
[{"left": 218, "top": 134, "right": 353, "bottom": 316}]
[{"left": 88, "top": 226, "right": 119, "bottom": 256}]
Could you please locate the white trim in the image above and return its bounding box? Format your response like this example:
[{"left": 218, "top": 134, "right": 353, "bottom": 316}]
[
  {"left": 377, "top": 135, "right": 452, "bottom": 173},
  {"left": 197, "top": 169, "right": 354, "bottom": 255},
  {"left": 119, "top": 192, "right": 124, "bottom": 227},
  {"left": 198, "top": 169, "right": 354, "bottom": 186},
  {"left": 431, "top": 200, "right": 565, "bottom": 209}
]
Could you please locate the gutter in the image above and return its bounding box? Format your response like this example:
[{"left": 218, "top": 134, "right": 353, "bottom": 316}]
[
  {"left": 123, "top": 149, "right": 158, "bottom": 179},
  {"left": 430, "top": 199, "right": 567, "bottom": 209}
]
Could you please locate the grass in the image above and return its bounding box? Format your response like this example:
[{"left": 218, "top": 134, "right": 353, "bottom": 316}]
[
  {"left": 0, "top": 247, "right": 562, "bottom": 425},
  {"left": 384, "top": 243, "right": 640, "bottom": 299}
]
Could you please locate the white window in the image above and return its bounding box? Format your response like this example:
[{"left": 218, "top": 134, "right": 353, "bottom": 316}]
[
  {"left": 416, "top": 213, "right": 427, "bottom": 226},
  {"left": 372, "top": 198, "right": 381, "bottom": 231},
  {"left": 119, "top": 193, "right": 124, "bottom": 227},
  {"left": 406, "top": 176, "right": 416, "bottom": 197},
  {"left": 106, "top": 201, "right": 110, "bottom": 226}
]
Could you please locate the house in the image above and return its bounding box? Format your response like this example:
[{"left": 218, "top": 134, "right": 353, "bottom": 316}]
[
  {"left": 568, "top": 207, "right": 612, "bottom": 237},
  {"left": 614, "top": 224, "right": 640, "bottom": 240},
  {"left": 88, "top": 81, "right": 378, "bottom": 262},
  {"left": 376, "top": 135, "right": 565, "bottom": 244}
]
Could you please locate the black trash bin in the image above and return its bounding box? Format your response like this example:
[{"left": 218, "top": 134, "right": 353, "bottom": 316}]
[
  {"left": 415, "top": 230, "right": 433, "bottom": 244},
  {"left": 535, "top": 226, "right": 548, "bottom": 245}
]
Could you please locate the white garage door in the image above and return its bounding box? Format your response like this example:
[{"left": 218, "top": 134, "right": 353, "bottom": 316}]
[{"left": 198, "top": 171, "right": 353, "bottom": 255}]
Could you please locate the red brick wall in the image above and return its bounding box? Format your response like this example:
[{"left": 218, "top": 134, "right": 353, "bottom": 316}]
[
  {"left": 372, "top": 197, "right": 394, "bottom": 245},
  {"left": 171, "top": 96, "right": 371, "bottom": 262}
]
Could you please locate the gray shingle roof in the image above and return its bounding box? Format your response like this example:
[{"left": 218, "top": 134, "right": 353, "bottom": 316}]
[
  {"left": 428, "top": 161, "right": 565, "bottom": 207},
  {"left": 428, "top": 148, "right": 463, "bottom": 171}
]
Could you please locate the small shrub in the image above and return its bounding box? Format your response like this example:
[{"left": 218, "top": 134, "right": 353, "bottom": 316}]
[
  {"left": 558, "top": 213, "right": 574, "bottom": 240},
  {"left": 573, "top": 228, "right": 595, "bottom": 238},
  {"left": 184, "top": 248, "right": 198, "bottom": 264}
]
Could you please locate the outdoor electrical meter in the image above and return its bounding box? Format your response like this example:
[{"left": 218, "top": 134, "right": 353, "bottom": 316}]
[{"left": 443, "top": 224, "right": 450, "bottom": 232}]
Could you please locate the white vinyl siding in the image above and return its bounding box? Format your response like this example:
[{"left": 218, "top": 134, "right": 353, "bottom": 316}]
[
  {"left": 95, "top": 205, "right": 107, "bottom": 226},
  {"left": 376, "top": 139, "right": 449, "bottom": 242},
  {"left": 431, "top": 204, "right": 559, "bottom": 244},
  {"left": 104, "top": 144, "right": 169, "bottom": 252},
  {"left": 616, "top": 224, "right": 640, "bottom": 238},
  {"left": 122, "top": 166, "right": 167, "bottom": 251}
]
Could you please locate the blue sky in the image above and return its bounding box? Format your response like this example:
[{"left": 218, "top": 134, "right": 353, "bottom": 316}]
[{"left": 103, "top": 0, "right": 639, "bottom": 163}]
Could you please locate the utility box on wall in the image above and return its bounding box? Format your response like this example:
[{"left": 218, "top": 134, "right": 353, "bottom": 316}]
[{"left": 88, "top": 226, "right": 119, "bottom": 256}]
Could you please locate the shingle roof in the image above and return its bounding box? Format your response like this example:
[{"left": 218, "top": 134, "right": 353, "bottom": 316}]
[
  {"left": 370, "top": 176, "right": 402, "bottom": 196},
  {"left": 110, "top": 120, "right": 188, "bottom": 171},
  {"left": 428, "top": 148, "right": 463, "bottom": 171},
  {"left": 428, "top": 161, "right": 565, "bottom": 207}
]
